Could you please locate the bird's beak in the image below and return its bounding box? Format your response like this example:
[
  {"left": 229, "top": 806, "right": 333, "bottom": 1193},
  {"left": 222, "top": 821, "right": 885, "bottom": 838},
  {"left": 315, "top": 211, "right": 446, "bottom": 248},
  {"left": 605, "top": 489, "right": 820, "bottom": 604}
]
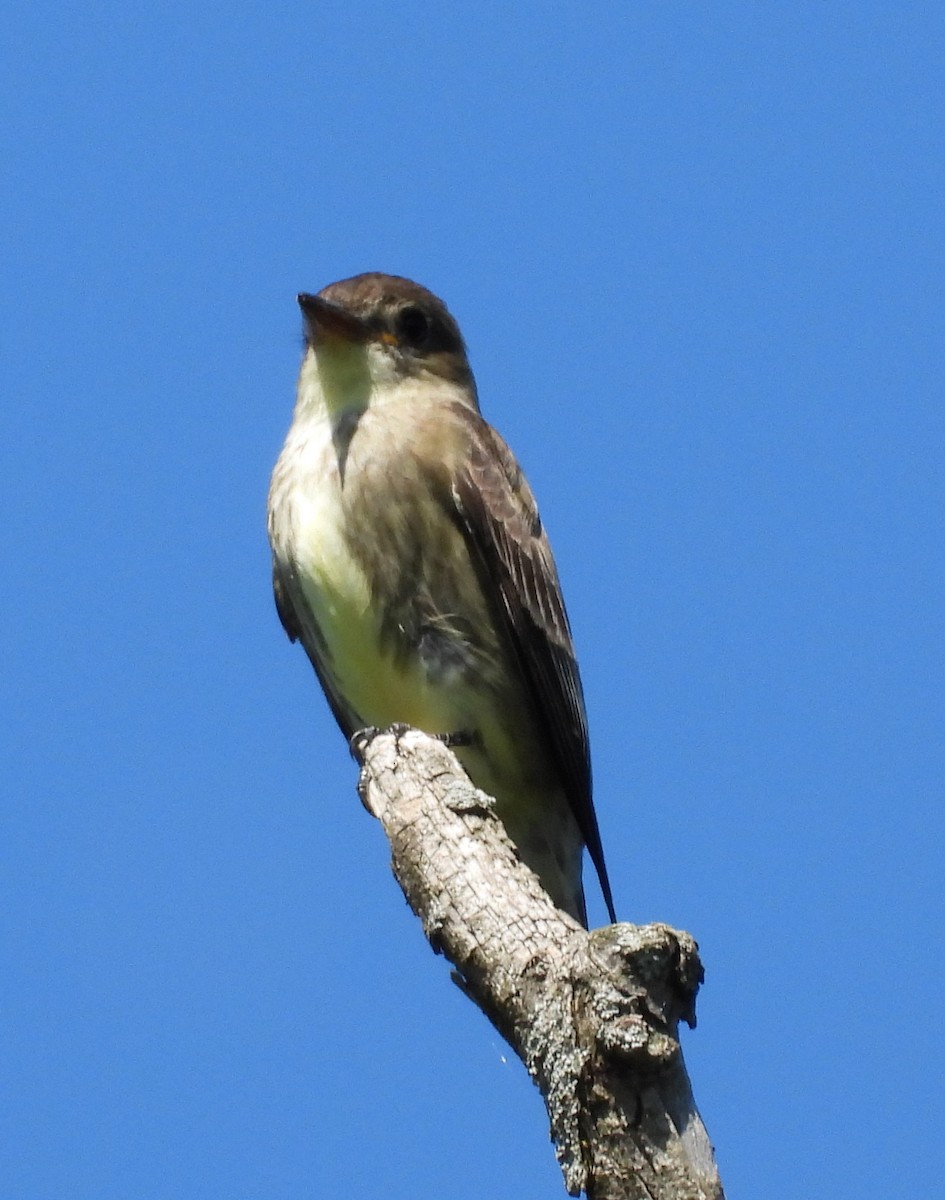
[{"left": 298, "top": 293, "right": 375, "bottom": 345}]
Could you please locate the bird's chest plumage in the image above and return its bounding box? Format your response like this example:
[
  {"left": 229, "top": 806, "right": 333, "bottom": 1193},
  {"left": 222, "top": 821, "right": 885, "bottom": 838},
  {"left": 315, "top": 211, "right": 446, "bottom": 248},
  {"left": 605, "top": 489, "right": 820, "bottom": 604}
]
[{"left": 271, "top": 406, "right": 494, "bottom": 730}]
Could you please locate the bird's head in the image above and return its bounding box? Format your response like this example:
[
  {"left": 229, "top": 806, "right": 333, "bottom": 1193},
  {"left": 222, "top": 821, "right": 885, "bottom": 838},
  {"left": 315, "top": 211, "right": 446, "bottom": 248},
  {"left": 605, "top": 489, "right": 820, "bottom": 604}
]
[{"left": 297, "top": 273, "right": 478, "bottom": 417}]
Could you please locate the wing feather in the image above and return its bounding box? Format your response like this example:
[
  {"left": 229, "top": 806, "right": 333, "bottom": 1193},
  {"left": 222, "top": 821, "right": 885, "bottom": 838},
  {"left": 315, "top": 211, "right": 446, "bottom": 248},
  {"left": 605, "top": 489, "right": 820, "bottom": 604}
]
[{"left": 450, "top": 416, "right": 616, "bottom": 921}]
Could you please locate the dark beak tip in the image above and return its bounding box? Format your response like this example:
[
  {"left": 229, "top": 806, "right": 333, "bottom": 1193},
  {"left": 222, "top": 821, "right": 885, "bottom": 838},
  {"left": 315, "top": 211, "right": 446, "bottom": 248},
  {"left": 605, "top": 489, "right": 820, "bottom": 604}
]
[{"left": 297, "top": 291, "right": 371, "bottom": 342}]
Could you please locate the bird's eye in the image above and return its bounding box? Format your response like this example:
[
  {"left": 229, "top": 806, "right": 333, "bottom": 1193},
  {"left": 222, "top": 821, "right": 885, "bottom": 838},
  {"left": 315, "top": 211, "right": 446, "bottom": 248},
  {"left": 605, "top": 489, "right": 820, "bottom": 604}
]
[{"left": 395, "top": 305, "right": 432, "bottom": 349}]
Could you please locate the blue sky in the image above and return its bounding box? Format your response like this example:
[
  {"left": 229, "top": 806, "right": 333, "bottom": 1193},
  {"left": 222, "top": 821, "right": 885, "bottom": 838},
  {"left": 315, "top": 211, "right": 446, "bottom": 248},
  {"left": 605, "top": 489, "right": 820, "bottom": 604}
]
[{"left": 3, "top": 4, "right": 943, "bottom": 1196}]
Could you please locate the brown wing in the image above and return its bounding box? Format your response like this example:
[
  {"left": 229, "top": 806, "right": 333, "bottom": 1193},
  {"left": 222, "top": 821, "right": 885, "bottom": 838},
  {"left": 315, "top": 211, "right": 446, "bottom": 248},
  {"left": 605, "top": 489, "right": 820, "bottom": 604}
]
[{"left": 450, "top": 414, "right": 616, "bottom": 922}]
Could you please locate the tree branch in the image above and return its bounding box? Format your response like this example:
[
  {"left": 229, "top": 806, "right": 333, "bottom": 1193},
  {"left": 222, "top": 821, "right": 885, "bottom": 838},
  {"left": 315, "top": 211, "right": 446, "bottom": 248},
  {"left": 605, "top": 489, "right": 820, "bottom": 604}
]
[{"left": 353, "top": 727, "right": 725, "bottom": 1200}]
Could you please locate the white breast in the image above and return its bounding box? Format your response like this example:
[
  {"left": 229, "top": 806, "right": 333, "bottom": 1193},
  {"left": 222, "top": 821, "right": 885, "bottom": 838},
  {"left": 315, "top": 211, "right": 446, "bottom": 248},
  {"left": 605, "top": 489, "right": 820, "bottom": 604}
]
[
  {"left": 272, "top": 412, "right": 374, "bottom": 632},
  {"left": 267, "top": 348, "right": 476, "bottom": 729}
]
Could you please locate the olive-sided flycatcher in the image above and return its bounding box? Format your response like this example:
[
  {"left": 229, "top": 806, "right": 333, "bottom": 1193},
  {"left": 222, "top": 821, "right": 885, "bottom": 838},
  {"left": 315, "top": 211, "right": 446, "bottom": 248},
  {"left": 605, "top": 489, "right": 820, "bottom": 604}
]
[{"left": 267, "top": 273, "right": 615, "bottom": 927}]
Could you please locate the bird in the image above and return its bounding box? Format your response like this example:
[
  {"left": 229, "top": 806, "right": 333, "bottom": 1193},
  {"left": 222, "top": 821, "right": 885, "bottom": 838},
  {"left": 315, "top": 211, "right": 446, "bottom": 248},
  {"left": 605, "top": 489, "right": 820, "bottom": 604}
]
[{"left": 267, "top": 272, "right": 615, "bottom": 927}]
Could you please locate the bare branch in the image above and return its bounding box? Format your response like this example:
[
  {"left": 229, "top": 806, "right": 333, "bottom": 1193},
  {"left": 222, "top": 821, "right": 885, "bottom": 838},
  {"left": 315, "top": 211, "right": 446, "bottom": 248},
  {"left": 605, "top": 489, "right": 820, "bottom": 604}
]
[{"left": 353, "top": 727, "right": 725, "bottom": 1200}]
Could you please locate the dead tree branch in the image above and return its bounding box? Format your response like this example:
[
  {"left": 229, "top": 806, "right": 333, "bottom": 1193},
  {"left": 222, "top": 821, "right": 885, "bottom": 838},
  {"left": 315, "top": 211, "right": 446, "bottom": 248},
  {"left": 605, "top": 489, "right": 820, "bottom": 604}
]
[{"left": 352, "top": 726, "right": 725, "bottom": 1200}]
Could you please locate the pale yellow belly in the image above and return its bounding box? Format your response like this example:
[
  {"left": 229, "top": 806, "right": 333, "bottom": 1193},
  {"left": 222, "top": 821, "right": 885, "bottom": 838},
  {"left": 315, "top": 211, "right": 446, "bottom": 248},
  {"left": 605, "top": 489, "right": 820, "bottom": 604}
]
[{"left": 292, "top": 480, "right": 472, "bottom": 735}]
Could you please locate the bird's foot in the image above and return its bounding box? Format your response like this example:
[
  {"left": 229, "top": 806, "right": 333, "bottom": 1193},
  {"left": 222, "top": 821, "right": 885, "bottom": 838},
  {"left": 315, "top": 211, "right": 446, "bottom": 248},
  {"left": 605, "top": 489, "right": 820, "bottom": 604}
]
[
  {"left": 348, "top": 726, "right": 378, "bottom": 763},
  {"left": 350, "top": 723, "right": 477, "bottom": 765},
  {"left": 436, "top": 728, "right": 479, "bottom": 749},
  {"left": 349, "top": 722, "right": 418, "bottom": 763}
]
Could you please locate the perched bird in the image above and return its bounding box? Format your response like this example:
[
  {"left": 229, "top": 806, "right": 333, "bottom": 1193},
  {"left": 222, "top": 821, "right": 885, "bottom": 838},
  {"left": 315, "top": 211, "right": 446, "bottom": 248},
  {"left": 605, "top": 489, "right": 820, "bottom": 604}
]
[{"left": 267, "top": 273, "right": 615, "bottom": 926}]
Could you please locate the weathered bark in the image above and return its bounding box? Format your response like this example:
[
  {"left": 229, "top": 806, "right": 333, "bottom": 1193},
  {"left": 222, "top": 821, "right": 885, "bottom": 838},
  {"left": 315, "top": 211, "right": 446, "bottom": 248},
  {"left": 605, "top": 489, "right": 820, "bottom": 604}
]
[{"left": 352, "top": 726, "right": 724, "bottom": 1200}]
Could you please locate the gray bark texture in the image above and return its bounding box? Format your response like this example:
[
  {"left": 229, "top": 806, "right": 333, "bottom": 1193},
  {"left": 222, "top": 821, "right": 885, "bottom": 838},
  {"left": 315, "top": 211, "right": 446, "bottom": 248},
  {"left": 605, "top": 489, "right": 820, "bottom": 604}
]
[{"left": 353, "top": 727, "right": 725, "bottom": 1200}]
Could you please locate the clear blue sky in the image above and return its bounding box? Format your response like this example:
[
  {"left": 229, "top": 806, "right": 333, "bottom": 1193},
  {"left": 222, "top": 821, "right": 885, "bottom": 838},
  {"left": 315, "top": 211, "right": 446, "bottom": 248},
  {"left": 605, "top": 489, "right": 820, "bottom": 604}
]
[{"left": 3, "top": 4, "right": 942, "bottom": 1196}]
